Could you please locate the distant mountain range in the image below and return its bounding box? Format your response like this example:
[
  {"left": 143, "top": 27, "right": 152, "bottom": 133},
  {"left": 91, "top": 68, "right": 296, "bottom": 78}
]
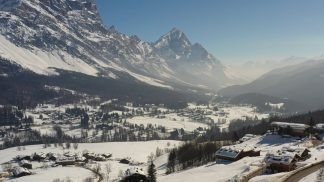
[
  {"left": 227, "top": 56, "right": 310, "bottom": 81},
  {"left": 219, "top": 60, "right": 324, "bottom": 112},
  {"left": 0, "top": 0, "right": 242, "bottom": 93}
]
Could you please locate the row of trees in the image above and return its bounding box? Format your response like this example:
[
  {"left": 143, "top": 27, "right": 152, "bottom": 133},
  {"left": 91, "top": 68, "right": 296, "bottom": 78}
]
[
  {"left": 0, "top": 106, "right": 33, "bottom": 127},
  {"left": 166, "top": 141, "right": 230, "bottom": 173}
]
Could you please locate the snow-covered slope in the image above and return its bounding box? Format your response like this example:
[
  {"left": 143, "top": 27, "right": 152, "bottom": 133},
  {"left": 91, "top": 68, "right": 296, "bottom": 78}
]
[
  {"left": 158, "top": 134, "right": 300, "bottom": 182},
  {"left": 0, "top": 0, "right": 240, "bottom": 91}
]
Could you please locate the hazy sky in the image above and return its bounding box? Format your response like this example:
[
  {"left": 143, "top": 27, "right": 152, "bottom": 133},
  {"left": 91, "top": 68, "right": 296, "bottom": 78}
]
[{"left": 97, "top": 0, "right": 324, "bottom": 63}]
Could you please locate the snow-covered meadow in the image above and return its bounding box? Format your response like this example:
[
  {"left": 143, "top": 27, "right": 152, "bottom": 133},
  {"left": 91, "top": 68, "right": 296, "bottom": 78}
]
[
  {"left": 0, "top": 140, "right": 181, "bottom": 181},
  {"left": 127, "top": 114, "right": 208, "bottom": 132}
]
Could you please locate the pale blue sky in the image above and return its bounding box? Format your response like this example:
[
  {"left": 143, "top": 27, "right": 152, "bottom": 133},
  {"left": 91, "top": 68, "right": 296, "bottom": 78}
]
[{"left": 97, "top": 0, "right": 324, "bottom": 63}]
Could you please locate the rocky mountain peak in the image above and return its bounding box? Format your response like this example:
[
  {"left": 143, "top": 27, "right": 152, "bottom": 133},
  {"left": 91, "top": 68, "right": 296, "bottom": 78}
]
[
  {"left": 155, "top": 28, "right": 190, "bottom": 49},
  {"left": 154, "top": 28, "right": 220, "bottom": 64}
]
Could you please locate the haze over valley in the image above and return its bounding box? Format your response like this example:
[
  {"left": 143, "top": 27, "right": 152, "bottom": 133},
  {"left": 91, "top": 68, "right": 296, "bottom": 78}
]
[{"left": 0, "top": 0, "right": 324, "bottom": 182}]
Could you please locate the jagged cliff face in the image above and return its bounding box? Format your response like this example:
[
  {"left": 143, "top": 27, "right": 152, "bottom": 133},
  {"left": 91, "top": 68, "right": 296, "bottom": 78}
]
[
  {"left": 0, "top": 0, "right": 240, "bottom": 90},
  {"left": 153, "top": 28, "right": 238, "bottom": 89}
]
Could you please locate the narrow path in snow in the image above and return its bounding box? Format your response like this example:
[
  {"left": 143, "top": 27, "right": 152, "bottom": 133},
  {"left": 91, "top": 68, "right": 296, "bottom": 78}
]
[{"left": 83, "top": 166, "right": 104, "bottom": 182}]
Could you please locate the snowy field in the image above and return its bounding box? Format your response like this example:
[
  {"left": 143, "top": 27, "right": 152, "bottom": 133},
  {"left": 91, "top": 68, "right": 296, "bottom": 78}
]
[
  {"left": 6, "top": 167, "right": 93, "bottom": 182},
  {"left": 208, "top": 106, "right": 269, "bottom": 131},
  {"left": 0, "top": 140, "right": 181, "bottom": 182},
  {"left": 127, "top": 114, "right": 208, "bottom": 132}
]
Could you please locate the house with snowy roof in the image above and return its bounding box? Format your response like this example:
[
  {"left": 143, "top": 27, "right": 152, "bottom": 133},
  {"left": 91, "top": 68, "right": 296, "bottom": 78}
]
[
  {"left": 315, "top": 123, "right": 324, "bottom": 133},
  {"left": 215, "top": 146, "right": 260, "bottom": 161},
  {"left": 271, "top": 122, "right": 310, "bottom": 137},
  {"left": 122, "top": 167, "right": 147, "bottom": 182},
  {"left": 56, "top": 156, "right": 76, "bottom": 166},
  {"left": 265, "top": 146, "right": 310, "bottom": 173},
  {"left": 281, "top": 146, "right": 310, "bottom": 160},
  {"left": 265, "top": 153, "right": 297, "bottom": 172}
]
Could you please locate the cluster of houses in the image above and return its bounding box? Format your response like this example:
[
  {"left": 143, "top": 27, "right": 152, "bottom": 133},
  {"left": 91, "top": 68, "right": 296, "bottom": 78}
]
[
  {"left": 177, "top": 108, "right": 216, "bottom": 124},
  {"left": 214, "top": 121, "right": 321, "bottom": 175},
  {"left": 264, "top": 146, "right": 310, "bottom": 173},
  {"left": 215, "top": 140, "right": 312, "bottom": 174},
  {"left": 7, "top": 151, "right": 113, "bottom": 178}
]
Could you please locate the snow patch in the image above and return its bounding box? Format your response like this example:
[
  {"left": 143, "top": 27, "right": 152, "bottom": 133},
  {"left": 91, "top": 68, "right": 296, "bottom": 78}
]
[{"left": 265, "top": 102, "right": 285, "bottom": 110}]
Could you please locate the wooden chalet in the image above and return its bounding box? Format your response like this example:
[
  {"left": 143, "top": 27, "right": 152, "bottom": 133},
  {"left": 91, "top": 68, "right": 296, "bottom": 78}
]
[
  {"left": 215, "top": 147, "right": 260, "bottom": 161},
  {"left": 265, "top": 146, "right": 310, "bottom": 173},
  {"left": 265, "top": 153, "right": 297, "bottom": 172}
]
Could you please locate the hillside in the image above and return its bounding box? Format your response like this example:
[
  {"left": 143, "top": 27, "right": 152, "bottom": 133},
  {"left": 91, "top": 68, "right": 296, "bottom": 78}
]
[
  {"left": 0, "top": 57, "right": 209, "bottom": 108},
  {"left": 219, "top": 60, "right": 324, "bottom": 111}
]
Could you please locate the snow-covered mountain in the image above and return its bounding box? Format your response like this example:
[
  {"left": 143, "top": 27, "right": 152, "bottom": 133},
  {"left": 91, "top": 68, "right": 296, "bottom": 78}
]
[
  {"left": 153, "top": 28, "right": 243, "bottom": 89},
  {"left": 0, "top": 0, "right": 240, "bottom": 91}
]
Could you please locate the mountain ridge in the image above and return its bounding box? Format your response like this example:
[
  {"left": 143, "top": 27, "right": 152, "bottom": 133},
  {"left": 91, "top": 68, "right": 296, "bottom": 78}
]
[
  {"left": 0, "top": 0, "right": 241, "bottom": 91},
  {"left": 219, "top": 59, "right": 324, "bottom": 111}
]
